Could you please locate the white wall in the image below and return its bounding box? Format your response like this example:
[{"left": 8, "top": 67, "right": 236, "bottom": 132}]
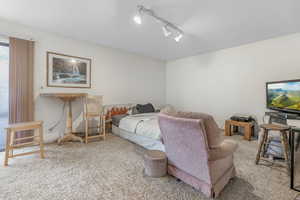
[
  {"left": 166, "top": 33, "right": 300, "bottom": 128},
  {"left": 0, "top": 19, "right": 166, "bottom": 142}
]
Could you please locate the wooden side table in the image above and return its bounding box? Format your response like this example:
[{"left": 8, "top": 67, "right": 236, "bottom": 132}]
[
  {"left": 225, "top": 120, "right": 254, "bottom": 141},
  {"left": 40, "top": 93, "right": 86, "bottom": 144}
]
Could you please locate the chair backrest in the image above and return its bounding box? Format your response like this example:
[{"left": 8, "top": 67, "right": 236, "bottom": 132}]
[
  {"left": 162, "top": 111, "right": 222, "bottom": 148},
  {"left": 84, "top": 95, "right": 103, "bottom": 114},
  {"left": 158, "top": 113, "right": 211, "bottom": 183}
]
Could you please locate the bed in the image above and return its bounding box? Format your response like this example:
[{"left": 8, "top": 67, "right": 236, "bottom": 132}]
[{"left": 105, "top": 105, "right": 165, "bottom": 151}]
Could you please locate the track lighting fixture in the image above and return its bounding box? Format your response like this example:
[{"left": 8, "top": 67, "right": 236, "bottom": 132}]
[{"left": 133, "top": 5, "right": 184, "bottom": 42}]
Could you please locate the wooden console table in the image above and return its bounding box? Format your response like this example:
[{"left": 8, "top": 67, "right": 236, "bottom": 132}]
[
  {"left": 40, "top": 93, "right": 87, "bottom": 144},
  {"left": 225, "top": 120, "right": 254, "bottom": 141}
]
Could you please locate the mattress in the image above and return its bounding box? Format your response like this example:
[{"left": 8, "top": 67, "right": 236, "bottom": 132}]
[
  {"left": 112, "top": 125, "right": 165, "bottom": 151},
  {"left": 111, "top": 114, "right": 128, "bottom": 126},
  {"left": 118, "top": 113, "right": 161, "bottom": 140}
]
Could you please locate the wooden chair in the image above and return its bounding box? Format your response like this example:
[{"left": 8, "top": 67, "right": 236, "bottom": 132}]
[
  {"left": 255, "top": 124, "right": 290, "bottom": 172},
  {"left": 84, "top": 95, "right": 106, "bottom": 143},
  {"left": 4, "top": 121, "right": 45, "bottom": 166}
]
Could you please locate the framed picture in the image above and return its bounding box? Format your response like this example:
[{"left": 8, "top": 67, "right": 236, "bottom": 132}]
[{"left": 47, "top": 52, "right": 91, "bottom": 88}]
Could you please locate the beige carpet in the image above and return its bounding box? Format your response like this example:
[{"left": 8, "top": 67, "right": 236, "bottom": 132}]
[{"left": 0, "top": 134, "right": 298, "bottom": 200}]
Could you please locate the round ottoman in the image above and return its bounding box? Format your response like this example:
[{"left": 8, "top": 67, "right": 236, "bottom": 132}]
[{"left": 144, "top": 150, "right": 167, "bottom": 177}]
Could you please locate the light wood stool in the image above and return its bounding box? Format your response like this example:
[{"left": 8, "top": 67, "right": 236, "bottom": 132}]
[
  {"left": 4, "top": 121, "right": 45, "bottom": 166},
  {"left": 255, "top": 124, "right": 290, "bottom": 171}
]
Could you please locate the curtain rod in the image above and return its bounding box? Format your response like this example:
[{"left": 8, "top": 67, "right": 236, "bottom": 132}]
[
  {"left": 0, "top": 42, "right": 9, "bottom": 47},
  {"left": 0, "top": 33, "right": 35, "bottom": 42}
]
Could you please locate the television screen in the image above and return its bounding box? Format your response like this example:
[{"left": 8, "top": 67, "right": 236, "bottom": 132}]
[{"left": 267, "top": 80, "right": 300, "bottom": 113}]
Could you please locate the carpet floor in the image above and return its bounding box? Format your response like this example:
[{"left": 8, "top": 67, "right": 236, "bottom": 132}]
[{"left": 0, "top": 134, "right": 299, "bottom": 200}]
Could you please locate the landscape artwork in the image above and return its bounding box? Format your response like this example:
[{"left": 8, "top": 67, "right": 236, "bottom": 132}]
[
  {"left": 47, "top": 52, "right": 91, "bottom": 88},
  {"left": 267, "top": 81, "right": 300, "bottom": 111}
]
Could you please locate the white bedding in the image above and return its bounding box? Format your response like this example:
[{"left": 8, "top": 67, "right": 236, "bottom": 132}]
[
  {"left": 112, "top": 125, "right": 165, "bottom": 151},
  {"left": 119, "top": 113, "right": 161, "bottom": 140}
]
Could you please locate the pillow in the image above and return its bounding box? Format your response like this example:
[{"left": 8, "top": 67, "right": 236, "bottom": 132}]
[
  {"left": 132, "top": 106, "right": 140, "bottom": 114},
  {"left": 136, "top": 103, "right": 155, "bottom": 113},
  {"left": 160, "top": 105, "right": 177, "bottom": 116},
  {"left": 127, "top": 106, "right": 139, "bottom": 115}
]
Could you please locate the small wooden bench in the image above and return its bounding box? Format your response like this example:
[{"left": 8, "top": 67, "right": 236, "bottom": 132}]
[
  {"left": 4, "top": 121, "right": 45, "bottom": 166},
  {"left": 225, "top": 120, "right": 254, "bottom": 141}
]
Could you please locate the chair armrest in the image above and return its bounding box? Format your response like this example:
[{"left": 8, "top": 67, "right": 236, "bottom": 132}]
[{"left": 208, "top": 140, "right": 238, "bottom": 161}]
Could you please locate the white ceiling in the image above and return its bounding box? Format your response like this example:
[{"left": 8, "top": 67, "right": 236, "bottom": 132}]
[{"left": 0, "top": 0, "right": 300, "bottom": 61}]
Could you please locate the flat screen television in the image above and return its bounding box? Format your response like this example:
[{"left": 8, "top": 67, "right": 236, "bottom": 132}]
[{"left": 266, "top": 79, "right": 300, "bottom": 114}]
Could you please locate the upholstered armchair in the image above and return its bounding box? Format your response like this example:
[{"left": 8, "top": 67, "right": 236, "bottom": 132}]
[{"left": 158, "top": 112, "right": 238, "bottom": 198}]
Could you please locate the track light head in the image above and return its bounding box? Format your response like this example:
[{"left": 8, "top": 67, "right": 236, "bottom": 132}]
[
  {"left": 162, "top": 25, "right": 172, "bottom": 37},
  {"left": 174, "top": 33, "right": 183, "bottom": 42},
  {"left": 133, "top": 5, "right": 144, "bottom": 25},
  {"left": 133, "top": 14, "right": 142, "bottom": 25}
]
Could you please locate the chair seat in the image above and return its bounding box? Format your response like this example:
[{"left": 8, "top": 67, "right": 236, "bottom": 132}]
[
  {"left": 86, "top": 112, "right": 101, "bottom": 117},
  {"left": 6, "top": 121, "right": 43, "bottom": 131},
  {"left": 209, "top": 140, "right": 238, "bottom": 161},
  {"left": 260, "top": 124, "right": 290, "bottom": 131}
]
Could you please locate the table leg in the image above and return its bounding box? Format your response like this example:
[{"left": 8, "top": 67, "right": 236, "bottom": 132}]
[
  {"left": 243, "top": 124, "right": 251, "bottom": 141},
  {"left": 256, "top": 129, "right": 267, "bottom": 164},
  {"left": 280, "top": 131, "right": 290, "bottom": 174},
  {"left": 290, "top": 130, "right": 294, "bottom": 189},
  {"left": 233, "top": 125, "right": 238, "bottom": 133},
  {"left": 4, "top": 129, "right": 11, "bottom": 166},
  {"left": 58, "top": 100, "right": 83, "bottom": 145},
  {"left": 225, "top": 120, "right": 231, "bottom": 136},
  {"left": 66, "top": 100, "right": 72, "bottom": 135}
]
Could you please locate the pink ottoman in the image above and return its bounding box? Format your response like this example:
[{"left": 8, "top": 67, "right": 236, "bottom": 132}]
[{"left": 144, "top": 150, "right": 167, "bottom": 177}]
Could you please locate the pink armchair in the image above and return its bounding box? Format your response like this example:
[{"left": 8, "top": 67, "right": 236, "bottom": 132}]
[{"left": 158, "top": 112, "right": 238, "bottom": 198}]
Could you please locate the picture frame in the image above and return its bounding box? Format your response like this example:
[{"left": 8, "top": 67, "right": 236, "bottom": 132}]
[{"left": 47, "top": 52, "right": 91, "bottom": 88}]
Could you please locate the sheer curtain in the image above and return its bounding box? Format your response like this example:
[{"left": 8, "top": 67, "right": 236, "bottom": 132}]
[{"left": 9, "top": 37, "right": 34, "bottom": 139}]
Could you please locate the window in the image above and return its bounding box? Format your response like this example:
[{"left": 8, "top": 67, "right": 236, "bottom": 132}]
[{"left": 0, "top": 41, "right": 9, "bottom": 151}]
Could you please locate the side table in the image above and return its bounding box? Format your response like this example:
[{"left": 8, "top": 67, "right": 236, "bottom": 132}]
[{"left": 225, "top": 120, "right": 254, "bottom": 141}]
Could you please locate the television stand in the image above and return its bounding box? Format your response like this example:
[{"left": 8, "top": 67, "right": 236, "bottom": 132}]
[{"left": 265, "top": 111, "right": 300, "bottom": 125}]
